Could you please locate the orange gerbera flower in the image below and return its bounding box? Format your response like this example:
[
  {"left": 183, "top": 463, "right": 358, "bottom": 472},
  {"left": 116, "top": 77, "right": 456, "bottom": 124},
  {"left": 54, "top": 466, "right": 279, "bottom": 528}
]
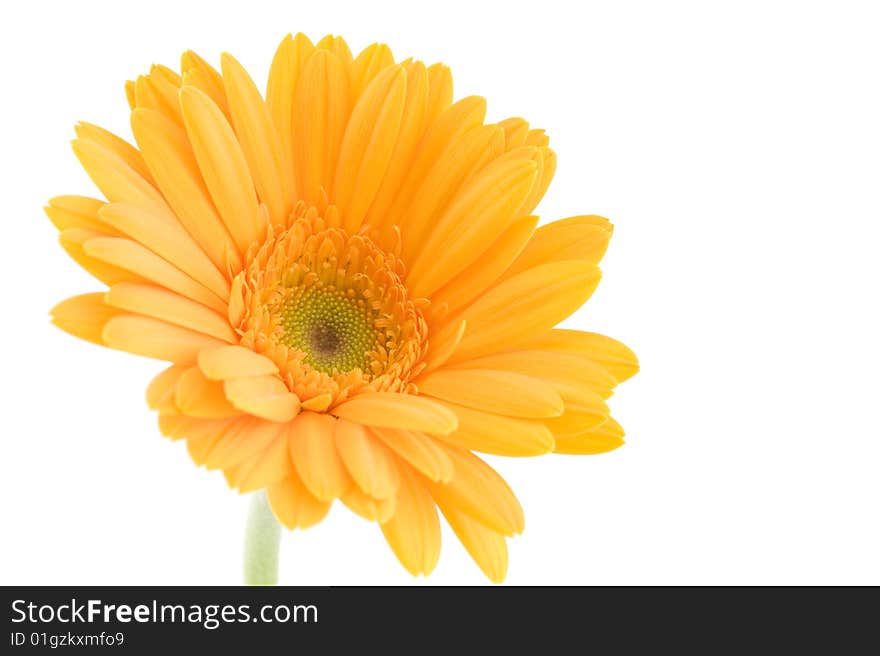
[{"left": 48, "top": 33, "right": 638, "bottom": 583}]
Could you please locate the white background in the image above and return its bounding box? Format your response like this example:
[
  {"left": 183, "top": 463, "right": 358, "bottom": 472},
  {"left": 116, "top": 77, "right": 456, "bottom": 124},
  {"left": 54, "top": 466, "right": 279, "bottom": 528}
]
[{"left": 1, "top": 0, "right": 878, "bottom": 585}]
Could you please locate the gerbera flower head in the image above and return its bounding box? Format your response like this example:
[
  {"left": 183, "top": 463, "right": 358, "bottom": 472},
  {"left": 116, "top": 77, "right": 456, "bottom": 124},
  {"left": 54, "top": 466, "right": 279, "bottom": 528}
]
[{"left": 48, "top": 33, "right": 638, "bottom": 582}]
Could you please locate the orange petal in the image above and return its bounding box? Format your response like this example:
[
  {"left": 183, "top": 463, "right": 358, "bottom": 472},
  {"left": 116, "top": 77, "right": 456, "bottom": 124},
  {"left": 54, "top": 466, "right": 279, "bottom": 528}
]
[
  {"left": 333, "top": 65, "right": 406, "bottom": 233},
  {"left": 380, "top": 466, "right": 440, "bottom": 576},
  {"left": 341, "top": 486, "right": 396, "bottom": 524},
  {"left": 452, "top": 349, "right": 616, "bottom": 405},
  {"left": 554, "top": 417, "right": 626, "bottom": 455},
  {"left": 427, "top": 400, "right": 555, "bottom": 457},
  {"left": 130, "top": 108, "right": 241, "bottom": 273},
  {"left": 83, "top": 236, "right": 226, "bottom": 314},
  {"left": 438, "top": 504, "right": 508, "bottom": 583},
  {"left": 45, "top": 195, "right": 118, "bottom": 235},
  {"left": 288, "top": 412, "right": 351, "bottom": 501},
  {"left": 371, "top": 428, "right": 454, "bottom": 484},
  {"left": 175, "top": 366, "right": 242, "bottom": 418},
  {"left": 105, "top": 283, "right": 236, "bottom": 343},
  {"left": 223, "top": 375, "right": 300, "bottom": 422},
  {"left": 235, "top": 426, "right": 295, "bottom": 493},
  {"left": 520, "top": 329, "right": 640, "bottom": 384},
  {"left": 71, "top": 138, "right": 168, "bottom": 211},
  {"left": 74, "top": 122, "right": 153, "bottom": 184},
  {"left": 221, "top": 53, "right": 294, "bottom": 225},
  {"left": 198, "top": 345, "right": 279, "bottom": 380},
  {"left": 430, "top": 214, "right": 538, "bottom": 316},
  {"left": 50, "top": 293, "right": 123, "bottom": 346},
  {"left": 102, "top": 315, "right": 227, "bottom": 363},
  {"left": 443, "top": 261, "right": 601, "bottom": 363},
  {"left": 425, "top": 445, "right": 524, "bottom": 536},
  {"left": 407, "top": 155, "right": 538, "bottom": 298},
  {"left": 333, "top": 393, "right": 458, "bottom": 435},
  {"left": 503, "top": 215, "right": 613, "bottom": 279},
  {"left": 335, "top": 419, "right": 400, "bottom": 499},
  {"left": 179, "top": 85, "right": 264, "bottom": 253},
  {"left": 98, "top": 202, "right": 229, "bottom": 300},
  {"left": 266, "top": 33, "right": 315, "bottom": 196},
  {"left": 292, "top": 49, "right": 351, "bottom": 207},
  {"left": 267, "top": 473, "right": 332, "bottom": 530},
  {"left": 146, "top": 364, "right": 187, "bottom": 412},
  {"left": 418, "top": 368, "right": 563, "bottom": 419}
]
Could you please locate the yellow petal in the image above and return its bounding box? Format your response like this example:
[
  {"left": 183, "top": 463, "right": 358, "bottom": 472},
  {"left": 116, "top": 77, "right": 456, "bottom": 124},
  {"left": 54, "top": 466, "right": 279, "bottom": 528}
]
[
  {"left": 125, "top": 79, "right": 136, "bottom": 109},
  {"left": 380, "top": 466, "right": 440, "bottom": 576},
  {"left": 333, "top": 393, "right": 458, "bottom": 435},
  {"left": 220, "top": 53, "right": 294, "bottom": 226},
  {"left": 267, "top": 473, "right": 332, "bottom": 530},
  {"left": 425, "top": 445, "right": 523, "bottom": 536},
  {"left": 102, "top": 315, "right": 227, "bottom": 363},
  {"left": 335, "top": 419, "right": 400, "bottom": 499},
  {"left": 341, "top": 486, "right": 396, "bottom": 524},
  {"left": 50, "top": 293, "right": 123, "bottom": 346},
  {"left": 83, "top": 236, "right": 226, "bottom": 314},
  {"left": 175, "top": 366, "right": 242, "bottom": 418},
  {"left": 130, "top": 108, "right": 241, "bottom": 273},
  {"left": 522, "top": 146, "right": 556, "bottom": 215},
  {"left": 399, "top": 124, "right": 505, "bottom": 261},
  {"left": 179, "top": 85, "right": 264, "bottom": 253},
  {"left": 205, "top": 417, "right": 279, "bottom": 471},
  {"left": 159, "top": 412, "right": 233, "bottom": 442},
  {"left": 223, "top": 375, "right": 300, "bottom": 423},
  {"left": 351, "top": 43, "right": 395, "bottom": 98},
  {"left": 407, "top": 156, "right": 539, "bottom": 298},
  {"left": 98, "top": 202, "right": 229, "bottom": 301},
  {"left": 235, "top": 427, "right": 295, "bottom": 493},
  {"left": 443, "top": 260, "right": 602, "bottom": 363},
  {"left": 174, "top": 416, "right": 240, "bottom": 461},
  {"left": 418, "top": 368, "right": 563, "bottom": 419},
  {"left": 300, "top": 393, "right": 333, "bottom": 412},
  {"left": 452, "top": 349, "right": 617, "bottom": 405},
  {"left": 198, "top": 345, "right": 279, "bottom": 380},
  {"left": 428, "top": 400, "right": 555, "bottom": 457},
  {"left": 371, "top": 429, "right": 454, "bottom": 483},
  {"left": 58, "top": 228, "right": 142, "bottom": 286},
  {"left": 520, "top": 329, "right": 640, "bottom": 384},
  {"left": 45, "top": 195, "right": 118, "bottom": 235},
  {"left": 430, "top": 215, "right": 537, "bottom": 316},
  {"left": 105, "top": 283, "right": 236, "bottom": 343},
  {"left": 71, "top": 138, "right": 168, "bottom": 211},
  {"left": 503, "top": 215, "right": 613, "bottom": 280},
  {"left": 554, "top": 417, "right": 626, "bottom": 455},
  {"left": 420, "top": 318, "right": 465, "bottom": 375},
  {"left": 288, "top": 411, "right": 351, "bottom": 501},
  {"left": 425, "top": 63, "right": 453, "bottom": 123},
  {"left": 134, "top": 71, "right": 183, "bottom": 124},
  {"left": 266, "top": 33, "right": 315, "bottom": 195},
  {"left": 74, "top": 122, "right": 153, "bottom": 184},
  {"left": 544, "top": 403, "right": 610, "bottom": 437},
  {"left": 499, "top": 117, "right": 530, "bottom": 150},
  {"left": 316, "top": 34, "right": 354, "bottom": 70},
  {"left": 333, "top": 65, "right": 406, "bottom": 233},
  {"left": 384, "top": 95, "right": 485, "bottom": 234},
  {"left": 438, "top": 504, "right": 508, "bottom": 583},
  {"left": 146, "top": 364, "right": 187, "bottom": 412},
  {"left": 362, "top": 60, "right": 428, "bottom": 231},
  {"left": 181, "top": 50, "right": 230, "bottom": 120},
  {"left": 292, "top": 49, "right": 351, "bottom": 207}
]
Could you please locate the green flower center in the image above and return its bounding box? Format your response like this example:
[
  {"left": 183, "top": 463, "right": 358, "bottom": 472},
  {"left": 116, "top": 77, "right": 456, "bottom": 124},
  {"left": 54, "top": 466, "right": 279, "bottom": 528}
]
[{"left": 280, "top": 285, "right": 379, "bottom": 375}]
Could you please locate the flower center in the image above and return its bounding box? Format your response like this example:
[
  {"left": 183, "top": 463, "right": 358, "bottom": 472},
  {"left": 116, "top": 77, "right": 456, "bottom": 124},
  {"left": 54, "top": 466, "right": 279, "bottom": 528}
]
[
  {"left": 279, "top": 285, "right": 379, "bottom": 375},
  {"left": 233, "top": 204, "right": 429, "bottom": 410}
]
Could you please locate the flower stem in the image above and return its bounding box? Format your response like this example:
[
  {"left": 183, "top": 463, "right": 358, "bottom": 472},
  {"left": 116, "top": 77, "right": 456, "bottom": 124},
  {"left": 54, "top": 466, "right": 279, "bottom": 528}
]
[{"left": 243, "top": 491, "right": 281, "bottom": 585}]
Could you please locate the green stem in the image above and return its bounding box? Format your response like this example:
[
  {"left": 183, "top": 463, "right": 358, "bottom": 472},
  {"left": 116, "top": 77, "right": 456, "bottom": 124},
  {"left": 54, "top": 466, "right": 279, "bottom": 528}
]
[{"left": 243, "top": 491, "right": 281, "bottom": 585}]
